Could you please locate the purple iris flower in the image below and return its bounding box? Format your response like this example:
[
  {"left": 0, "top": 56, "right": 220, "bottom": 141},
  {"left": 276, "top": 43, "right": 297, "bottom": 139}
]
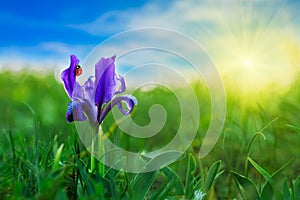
[{"left": 61, "top": 55, "right": 137, "bottom": 125}]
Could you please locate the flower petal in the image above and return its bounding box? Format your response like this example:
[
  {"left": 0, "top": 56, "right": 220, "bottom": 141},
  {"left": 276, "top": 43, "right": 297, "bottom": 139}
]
[
  {"left": 94, "top": 56, "right": 117, "bottom": 107},
  {"left": 98, "top": 94, "right": 138, "bottom": 124},
  {"left": 72, "top": 82, "right": 84, "bottom": 100},
  {"left": 117, "top": 94, "right": 138, "bottom": 115},
  {"left": 80, "top": 77, "right": 98, "bottom": 123},
  {"left": 83, "top": 76, "right": 95, "bottom": 104},
  {"left": 114, "top": 75, "right": 126, "bottom": 95},
  {"left": 81, "top": 99, "right": 97, "bottom": 124},
  {"left": 66, "top": 101, "right": 86, "bottom": 123},
  {"left": 61, "top": 55, "right": 80, "bottom": 98}
]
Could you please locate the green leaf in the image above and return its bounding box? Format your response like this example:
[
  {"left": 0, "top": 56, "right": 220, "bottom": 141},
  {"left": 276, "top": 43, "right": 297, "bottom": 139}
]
[
  {"left": 52, "top": 143, "right": 64, "bottom": 171},
  {"left": 249, "top": 157, "right": 292, "bottom": 200},
  {"left": 129, "top": 171, "right": 158, "bottom": 200},
  {"left": 150, "top": 180, "right": 173, "bottom": 200},
  {"left": 215, "top": 170, "right": 225, "bottom": 181},
  {"left": 161, "top": 167, "right": 184, "bottom": 194},
  {"left": 40, "top": 140, "right": 53, "bottom": 171},
  {"left": 248, "top": 157, "right": 271, "bottom": 181},
  {"left": 261, "top": 182, "right": 274, "bottom": 200},
  {"left": 142, "top": 150, "right": 183, "bottom": 171},
  {"left": 285, "top": 124, "right": 300, "bottom": 134},
  {"left": 282, "top": 179, "right": 291, "bottom": 200},
  {"left": 271, "top": 159, "right": 293, "bottom": 183},
  {"left": 128, "top": 150, "right": 182, "bottom": 199},
  {"left": 244, "top": 132, "right": 266, "bottom": 175},
  {"left": 204, "top": 160, "right": 221, "bottom": 192},
  {"left": 54, "top": 189, "right": 68, "bottom": 200},
  {"left": 75, "top": 157, "right": 94, "bottom": 195},
  {"left": 150, "top": 168, "right": 179, "bottom": 200},
  {"left": 293, "top": 176, "right": 300, "bottom": 200},
  {"left": 185, "top": 153, "right": 197, "bottom": 196},
  {"left": 231, "top": 171, "right": 259, "bottom": 200}
]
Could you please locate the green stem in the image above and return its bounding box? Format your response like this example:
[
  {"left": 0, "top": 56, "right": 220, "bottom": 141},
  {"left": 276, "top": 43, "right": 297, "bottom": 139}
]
[
  {"left": 244, "top": 132, "right": 265, "bottom": 175},
  {"left": 90, "top": 125, "right": 105, "bottom": 177},
  {"left": 90, "top": 140, "right": 95, "bottom": 173},
  {"left": 98, "top": 125, "right": 105, "bottom": 177},
  {"left": 243, "top": 118, "right": 277, "bottom": 176}
]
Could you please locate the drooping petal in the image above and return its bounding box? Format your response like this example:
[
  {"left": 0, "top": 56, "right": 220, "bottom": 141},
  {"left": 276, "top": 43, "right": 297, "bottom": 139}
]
[
  {"left": 80, "top": 99, "right": 97, "bottom": 124},
  {"left": 114, "top": 75, "right": 126, "bottom": 95},
  {"left": 61, "top": 55, "right": 80, "bottom": 98},
  {"left": 67, "top": 81, "right": 98, "bottom": 124},
  {"left": 94, "top": 56, "right": 117, "bottom": 107},
  {"left": 117, "top": 94, "right": 138, "bottom": 115},
  {"left": 66, "top": 101, "right": 86, "bottom": 123},
  {"left": 98, "top": 95, "right": 138, "bottom": 124}
]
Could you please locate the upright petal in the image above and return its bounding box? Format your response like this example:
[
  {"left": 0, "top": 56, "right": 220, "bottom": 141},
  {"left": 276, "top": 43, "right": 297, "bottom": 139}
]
[
  {"left": 83, "top": 76, "right": 95, "bottom": 104},
  {"left": 98, "top": 95, "right": 138, "bottom": 124},
  {"left": 61, "top": 55, "right": 80, "bottom": 98},
  {"left": 82, "top": 77, "right": 98, "bottom": 123},
  {"left": 94, "top": 56, "right": 117, "bottom": 107},
  {"left": 72, "top": 82, "right": 84, "bottom": 100}
]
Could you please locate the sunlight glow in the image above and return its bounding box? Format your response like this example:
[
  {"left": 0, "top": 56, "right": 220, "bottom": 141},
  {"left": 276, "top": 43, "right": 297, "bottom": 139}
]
[
  {"left": 242, "top": 58, "right": 253, "bottom": 68},
  {"left": 204, "top": 2, "right": 299, "bottom": 93}
]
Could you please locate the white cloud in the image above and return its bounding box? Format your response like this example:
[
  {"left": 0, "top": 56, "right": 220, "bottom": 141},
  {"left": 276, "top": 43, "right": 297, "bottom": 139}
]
[
  {"left": 67, "top": 0, "right": 300, "bottom": 67},
  {"left": 69, "top": 0, "right": 298, "bottom": 41},
  {"left": 2, "top": 0, "right": 300, "bottom": 90},
  {"left": 38, "top": 42, "right": 94, "bottom": 57},
  {"left": 0, "top": 42, "right": 93, "bottom": 69},
  {"left": 68, "top": 10, "right": 130, "bottom": 36},
  {"left": 67, "top": 0, "right": 300, "bottom": 90}
]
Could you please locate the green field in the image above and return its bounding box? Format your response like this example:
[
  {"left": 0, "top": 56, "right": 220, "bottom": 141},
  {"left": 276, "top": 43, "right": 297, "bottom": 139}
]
[{"left": 0, "top": 70, "right": 299, "bottom": 199}]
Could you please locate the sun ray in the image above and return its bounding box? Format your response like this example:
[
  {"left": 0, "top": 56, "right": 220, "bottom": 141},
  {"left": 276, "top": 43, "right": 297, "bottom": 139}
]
[{"left": 201, "top": 1, "right": 299, "bottom": 93}]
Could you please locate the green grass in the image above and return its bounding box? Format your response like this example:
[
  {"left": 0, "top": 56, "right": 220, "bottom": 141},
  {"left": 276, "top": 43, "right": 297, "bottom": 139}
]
[{"left": 0, "top": 70, "right": 299, "bottom": 199}]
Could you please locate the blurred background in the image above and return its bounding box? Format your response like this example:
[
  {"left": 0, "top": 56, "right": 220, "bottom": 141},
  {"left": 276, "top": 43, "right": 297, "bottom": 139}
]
[{"left": 1, "top": 0, "right": 300, "bottom": 198}]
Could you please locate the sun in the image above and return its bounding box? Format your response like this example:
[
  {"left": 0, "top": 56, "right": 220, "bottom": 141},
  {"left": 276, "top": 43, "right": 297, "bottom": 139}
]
[
  {"left": 202, "top": 1, "right": 299, "bottom": 93},
  {"left": 242, "top": 58, "right": 253, "bottom": 68},
  {"left": 208, "top": 29, "right": 296, "bottom": 92}
]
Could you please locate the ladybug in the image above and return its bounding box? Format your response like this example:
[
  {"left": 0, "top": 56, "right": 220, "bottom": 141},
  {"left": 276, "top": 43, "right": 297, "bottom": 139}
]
[{"left": 75, "top": 64, "right": 82, "bottom": 76}]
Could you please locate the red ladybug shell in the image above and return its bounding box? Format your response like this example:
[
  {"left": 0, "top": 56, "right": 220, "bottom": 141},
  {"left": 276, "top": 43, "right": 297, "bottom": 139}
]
[{"left": 75, "top": 65, "right": 82, "bottom": 76}]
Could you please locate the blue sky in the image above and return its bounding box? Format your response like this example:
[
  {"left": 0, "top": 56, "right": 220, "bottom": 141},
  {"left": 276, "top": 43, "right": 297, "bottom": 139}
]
[
  {"left": 1, "top": 0, "right": 300, "bottom": 90},
  {"left": 0, "top": 0, "right": 156, "bottom": 68},
  {"left": 0, "top": 0, "right": 151, "bottom": 46}
]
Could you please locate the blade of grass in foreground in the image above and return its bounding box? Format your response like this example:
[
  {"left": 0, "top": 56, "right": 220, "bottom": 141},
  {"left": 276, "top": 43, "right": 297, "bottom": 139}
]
[
  {"left": 204, "top": 160, "right": 221, "bottom": 192},
  {"left": 128, "top": 171, "right": 158, "bottom": 200},
  {"left": 52, "top": 144, "right": 64, "bottom": 171},
  {"left": 231, "top": 171, "right": 259, "bottom": 199},
  {"left": 185, "top": 153, "right": 196, "bottom": 196}
]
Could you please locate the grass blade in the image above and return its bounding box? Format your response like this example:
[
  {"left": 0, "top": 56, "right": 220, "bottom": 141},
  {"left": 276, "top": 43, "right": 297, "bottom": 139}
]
[
  {"left": 261, "top": 182, "right": 274, "bottom": 200},
  {"left": 185, "top": 153, "right": 196, "bottom": 196},
  {"left": 293, "top": 176, "right": 300, "bottom": 200},
  {"left": 204, "top": 160, "right": 221, "bottom": 192},
  {"left": 285, "top": 124, "right": 300, "bottom": 134},
  {"left": 282, "top": 179, "right": 291, "bottom": 200},
  {"left": 271, "top": 159, "right": 293, "bottom": 182},
  {"left": 52, "top": 144, "right": 64, "bottom": 171},
  {"left": 231, "top": 171, "right": 259, "bottom": 199},
  {"left": 161, "top": 167, "right": 184, "bottom": 194},
  {"left": 248, "top": 157, "right": 271, "bottom": 181},
  {"left": 129, "top": 171, "right": 158, "bottom": 200}
]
